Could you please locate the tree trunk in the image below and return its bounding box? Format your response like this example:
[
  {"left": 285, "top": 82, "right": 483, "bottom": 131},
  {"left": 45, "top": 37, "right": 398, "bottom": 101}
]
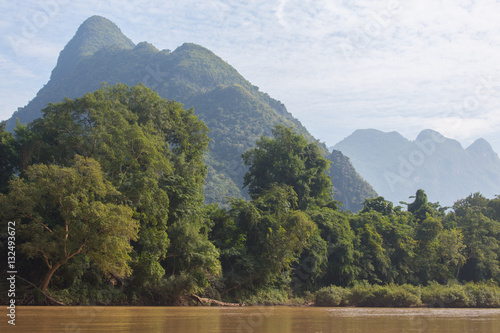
[{"left": 40, "top": 263, "right": 63, "bottom": 291}]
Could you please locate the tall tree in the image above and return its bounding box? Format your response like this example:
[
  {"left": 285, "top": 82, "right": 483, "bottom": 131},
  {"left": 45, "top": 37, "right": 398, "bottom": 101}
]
[
  {"left": 0, "top": 156, "right": 139, "bottom": 290},
  {"left": 242, "top": 125, "right": 333, "bottom": 210},
  {"left": 208, "top": 184, "right": 316, "bottom": 299},
  {"left": 8, "top": 84, "right": 215, "bottom": 297}
]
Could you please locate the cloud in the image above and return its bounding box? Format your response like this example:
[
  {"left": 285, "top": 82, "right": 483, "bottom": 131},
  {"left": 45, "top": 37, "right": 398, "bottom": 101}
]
[{"left": 1, "top": 0, "right": 500, "bottom": 153}]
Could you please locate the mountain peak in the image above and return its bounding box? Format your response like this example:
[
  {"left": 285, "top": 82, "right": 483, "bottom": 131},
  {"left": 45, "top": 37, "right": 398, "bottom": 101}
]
[
  {"left": 50, "top": 16, "right": 134, "bottom": 80},
  {"left": 416, "top": 129, "right": 442, "bottom": 142},
  {"left": 467, "top": 138, "right": 499, "bottom": 161},
  {"left": 416, "top": 129, "right": 462, "bottom": 150},
  {"left": 337, "top": 129, "right": 408, "bottom": 148}
]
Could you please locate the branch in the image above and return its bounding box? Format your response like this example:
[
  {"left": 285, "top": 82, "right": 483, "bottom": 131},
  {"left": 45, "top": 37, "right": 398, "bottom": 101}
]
[
  {"left": 66, "top": 239, "right": 88, "bottom": 261},
  {"left": 17, "top": 275, "right": 67, "bottom": 306},
  {"left": 38, "top": 249, "right": 52, "bottom": 269}
]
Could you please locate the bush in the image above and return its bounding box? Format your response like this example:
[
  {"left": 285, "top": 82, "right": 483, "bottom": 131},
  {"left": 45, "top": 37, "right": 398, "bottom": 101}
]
[
  {"left": 315, "top": 283, "right": 421, "bottom": 307},
  {"left": 380, "top": 284, "right": 421, "bottom": 307},
  {"left": 348, "top": 283, "right": 421, "bottom": 307},
  {"left": 244, "top": 288, "right": 289, "bottom": 305},
  {"left": 421, "top": 282, "right": 470, "bottom": 307},
  {"left": 348, "top": 282, "right": 379, "bottom": 306},
  {"left": 313, "top": 282, "right": 500, "bottom": 308},
  {"left": 314, "top": 286, "right": 350, "bottom": 306},
  {"left": 464, "top": 282, "right": 500, "bottom": 308}
]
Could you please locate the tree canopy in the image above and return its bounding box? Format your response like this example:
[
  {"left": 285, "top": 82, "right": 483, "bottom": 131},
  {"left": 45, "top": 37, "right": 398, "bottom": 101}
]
[
  {"left": 3, "top": 85, "right": 500, "bottom": 306},
  {"left": 0, "top": 155, "right": 138, "bottom": 290},
  {"left": 242, "top": 125, "right": 334, "bottom": 210}
]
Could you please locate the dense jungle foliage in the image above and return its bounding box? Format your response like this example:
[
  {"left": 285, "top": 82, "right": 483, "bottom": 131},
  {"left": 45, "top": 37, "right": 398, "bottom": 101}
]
[{"left": 2, "top": 84, "right": 500, "bottom": 306}]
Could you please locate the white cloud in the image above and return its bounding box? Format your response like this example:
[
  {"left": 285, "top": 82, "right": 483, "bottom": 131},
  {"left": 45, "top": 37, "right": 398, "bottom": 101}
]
[{"left": 2, "top": 0, "right": 500, "bottom": 153}]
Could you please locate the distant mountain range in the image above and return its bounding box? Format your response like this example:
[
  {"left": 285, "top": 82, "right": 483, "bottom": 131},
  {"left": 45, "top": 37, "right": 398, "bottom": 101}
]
[
  {"left": 5, "top": 15, "right": 376, "bottom": 211},
  {"left": 334, "top": 128, "right": 500, "bottom": 206}
]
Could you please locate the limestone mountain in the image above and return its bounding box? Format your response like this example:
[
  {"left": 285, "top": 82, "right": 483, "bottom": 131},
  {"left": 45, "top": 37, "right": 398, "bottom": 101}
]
[
  {"left": 6, "top": 15, "right": 376, "bottom": 210},
  {"left": 334, "top": 128, "right": 500, "bottom": 206}
]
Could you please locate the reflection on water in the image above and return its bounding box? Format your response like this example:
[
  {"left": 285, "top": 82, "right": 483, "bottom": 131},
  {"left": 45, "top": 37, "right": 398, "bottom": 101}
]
[{"left": 2, "top": 306, "right": 500, "bottom": 332}]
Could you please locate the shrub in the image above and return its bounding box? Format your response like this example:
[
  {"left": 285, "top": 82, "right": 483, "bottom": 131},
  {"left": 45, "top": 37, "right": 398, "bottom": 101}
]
[
  {"left": 464, "top": 282, "right": 500, "bottom": 308},
  {"left": 244, "top": 288, "right": 289, "bottom": 305},
  {"left": 348, "top": 283, "right": 421, "bottom": 307},
  {"left": 314, "top": 286, "right": 350, "bottom": 306},
  {"left": 380, "top": 284, "right": 421, "bottom": 307},
  {"left": 421, "top": 282, "right": 470, "bottom": 307}
]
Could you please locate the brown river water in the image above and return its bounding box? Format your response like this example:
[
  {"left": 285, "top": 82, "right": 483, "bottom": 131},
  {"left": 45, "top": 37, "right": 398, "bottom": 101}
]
[{"left": 2, "top": 306, "right": 500, "bottom": 332}]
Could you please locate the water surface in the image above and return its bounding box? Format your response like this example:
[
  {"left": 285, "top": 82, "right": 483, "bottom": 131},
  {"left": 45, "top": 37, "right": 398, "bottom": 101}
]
[{"left": 2, "top": 306, "right": 500, "bottom": 332}]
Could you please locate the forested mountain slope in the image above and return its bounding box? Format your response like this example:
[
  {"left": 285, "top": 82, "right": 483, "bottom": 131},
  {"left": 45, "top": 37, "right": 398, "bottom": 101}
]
[{"left": 6, "top": 15, "right": 376, "bottom": 210}]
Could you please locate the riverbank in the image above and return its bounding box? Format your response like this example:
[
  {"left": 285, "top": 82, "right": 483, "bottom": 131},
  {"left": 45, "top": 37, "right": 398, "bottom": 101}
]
[
  {"left": 3, "top": 281, "right": 500, "bottom": 308},
  {"left": 314, "top": 282, "right": 500, "bottom": 308}
]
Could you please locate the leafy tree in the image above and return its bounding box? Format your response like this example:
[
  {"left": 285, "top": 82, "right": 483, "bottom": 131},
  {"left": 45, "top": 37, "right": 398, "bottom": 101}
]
[
  {"left": 11, "top": 84, "right": 213, "bottom": 293},
  {"left": 307, "top": 208, "right": 357, "bottom": 287},
  {"left": 350, "top": 212, "right": 394, "bottom": 284},
  {"left": 447, "top": 193, "right": 500, "bottom": 282},
  {"left": 457, "top": 211, "right": 500, "bottom": 282},
  {"left": 0, "top": 156, "right": 138, "bottom": 290},
  {"left": 242, "top": 125, "right": 333, "bottom": 210},
  {"left": 0, "top": 122, "right": 18, "bottom": 193},
  {"left": 412, "top": 215, "right": 444, "bottom": 283},
  {"left": 405, "top": 189, "right": 434, "bottom": 221},
  {"left": 362, "top": 196, "right": 394, "bottom": 215},
  {"left": 208, "top": 185, "right": 316, "bottom": 299},
  {"left": 434, "top": 229, "right": 466, "bottom": 281}
]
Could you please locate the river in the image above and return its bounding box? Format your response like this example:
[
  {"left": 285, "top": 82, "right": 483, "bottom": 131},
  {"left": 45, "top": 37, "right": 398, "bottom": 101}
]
[{"left": 2, "top": 306, "right": 500, "bottom": 332}]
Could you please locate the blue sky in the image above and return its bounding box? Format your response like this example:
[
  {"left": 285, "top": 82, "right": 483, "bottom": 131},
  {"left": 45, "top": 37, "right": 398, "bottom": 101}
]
[{"left": 2, "top": 0, "right": 500, "bottom": 152}]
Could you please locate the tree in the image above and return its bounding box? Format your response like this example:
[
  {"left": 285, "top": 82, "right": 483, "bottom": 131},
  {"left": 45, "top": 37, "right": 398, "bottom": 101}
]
[
  {"left": 309, "top": 208, "right": 357, "bottom": 287},
  {"left": 0, "top": 122, "right": 17, "bottom": 193},
  {"left": 350, "top": 213, "right": 393, "bottom": 284},
  {"left": 12, "top": 84, "right": 212, "bottom": 294},
  {"left": 0, "top": 156, "right": 139, "bottom": 290},
  {"left": 362, "top": 196, "right": 394, "bottom": 215},
  {"left": 457, "top": 211, "right": 500, "bottom": 281},
  {"left": 449, "top": 193, "right": 500, "bottom": 282},
  {"left": 208, "top": 185, "right": 316, "bottom": 298},
  {"left": 242, "top": 125, "right": 333, "bottom": 210}
]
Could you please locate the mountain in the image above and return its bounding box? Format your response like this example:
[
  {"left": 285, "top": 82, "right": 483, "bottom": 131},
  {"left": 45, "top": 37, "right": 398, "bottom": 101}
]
[
  {"left": 6, "top": 15, "right": 376, "bottom": 210},
  {"left": 334, "top": 128, "right": 500, "bottom": 206}
]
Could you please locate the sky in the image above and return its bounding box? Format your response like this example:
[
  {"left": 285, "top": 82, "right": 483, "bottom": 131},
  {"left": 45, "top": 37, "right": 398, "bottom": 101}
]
[{"left": 1, "top": 0, "right": 500, "bottom": 152}]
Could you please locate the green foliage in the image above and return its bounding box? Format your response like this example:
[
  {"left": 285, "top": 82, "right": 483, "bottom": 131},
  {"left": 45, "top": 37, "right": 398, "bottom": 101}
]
[
  {"left": 0, "top": 122, "right": 17, "bottom": 193},
  {"left": 309, "top": 208, "right": 357, "bottom": 287},
  {"left": 314, "top": 286, "right": 350, "bottom": 306},
  {"left": 0, "top": 155, "right": 138, "bottom": 290},
  {"left": 5, "top": 19, "right": 500, "bottom": 304},
  {"left": 463, "top": 282, "right": 500, "bottom": 307},
  {"left": 7, "top": 15, "right": 376, "bottom": 211},
  {"left": 243, "top": 288, "right": 289, "bottom": 305},
  {"left": 315, "top": 283, "right": 421, "bottom": 307},
  {"left": 207, "top": 185, "right": 316, "bottom": 300},
  {"left": 1, "top": 83, "right": 219, "bottom": 304},
  {"left": 242, "top": 125, "right": 333, "bottom": 210},
  {"left": 329, "top": 150, "right": 378, "bottom": 212},
  {"left": 349, "top": 283, "right": 422, "bottom": 307},
  {"left": 421, "top": 282, "right": 471, "bottom": 307},
  {"left": 362, "top": 196, "right": 394, "bottom": 215}
]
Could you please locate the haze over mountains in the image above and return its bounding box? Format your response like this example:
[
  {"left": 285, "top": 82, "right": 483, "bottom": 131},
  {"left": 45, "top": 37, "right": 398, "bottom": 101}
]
[
  {"left": 5, "top": 15, "right": 376, "bottom": 211},
  {"left": 334, "top": 129, "right": 500, "bottom": 206}
]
